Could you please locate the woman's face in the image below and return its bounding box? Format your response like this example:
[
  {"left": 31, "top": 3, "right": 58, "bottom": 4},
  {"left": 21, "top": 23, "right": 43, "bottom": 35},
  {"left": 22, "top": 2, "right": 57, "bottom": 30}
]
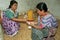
[
  {"left": 37, "top": 9, "right": 45, "bottom": 16},
  {"left": 11, "top": 3, "right": 18, "bottom": 11}
]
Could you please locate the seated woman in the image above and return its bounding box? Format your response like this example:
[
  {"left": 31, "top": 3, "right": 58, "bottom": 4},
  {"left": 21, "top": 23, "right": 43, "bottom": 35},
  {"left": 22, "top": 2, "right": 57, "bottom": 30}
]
[
  {"left": 2, "top": 0, "right": 26, "bottom": 37},
  {"left": 27, "top": 2, "right": 58, "bottom": 40}
]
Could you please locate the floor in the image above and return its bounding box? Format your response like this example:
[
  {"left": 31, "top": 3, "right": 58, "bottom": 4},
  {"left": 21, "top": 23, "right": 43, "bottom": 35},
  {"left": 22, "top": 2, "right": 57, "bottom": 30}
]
[
  {"left": 54, "top": 20, "right": 60, "bottom": 40},
  {"left": 3, "top": 20, "right": 60, "bottom": 40},
  {"left": 4, "top": 23, "right": 32, "bottom": 40}
]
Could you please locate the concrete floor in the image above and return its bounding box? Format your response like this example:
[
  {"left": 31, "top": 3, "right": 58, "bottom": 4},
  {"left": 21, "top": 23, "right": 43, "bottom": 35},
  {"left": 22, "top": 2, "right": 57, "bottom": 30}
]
[{"left": 3, "top": 20, "right": 60, "bottom": 40}]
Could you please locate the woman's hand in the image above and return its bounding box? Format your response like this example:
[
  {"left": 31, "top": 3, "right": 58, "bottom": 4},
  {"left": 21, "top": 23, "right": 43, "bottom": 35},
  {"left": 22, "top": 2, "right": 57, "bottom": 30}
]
[
  {"left": 26, "top": 21, "right": 42, "bottom": 30},
  {"left": 30, "top": 22, "right": 35, "bottom": 26},
  {"left": 26, "top": 21, "right": 34, "bottom": 26},
  {"left": 29, "top": 22, "right": 42, "bottom": 30},
  {"left": 26, "top": 21, "right": 37, "bottom": 24}
]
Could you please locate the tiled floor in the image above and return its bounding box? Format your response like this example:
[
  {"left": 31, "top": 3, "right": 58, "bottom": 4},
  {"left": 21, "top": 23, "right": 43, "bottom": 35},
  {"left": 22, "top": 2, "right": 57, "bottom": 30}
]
[{"left": 3, "top": 20, "right": 60, "bottom": 40}]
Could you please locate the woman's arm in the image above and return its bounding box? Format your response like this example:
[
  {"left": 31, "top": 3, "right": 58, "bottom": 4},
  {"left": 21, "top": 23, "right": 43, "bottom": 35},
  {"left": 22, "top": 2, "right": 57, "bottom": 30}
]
[
  {"left": 11, "top": 18, "right": 26, "bottom": 22},
  {"left": 32, "top": 25, "right": 41, "bottom": 29},
  {"left": 34, "top": 21, "right": 38, "bottom": 25},
  {"left": 28, "top": 22, "right": 42, "bottom": 30}
]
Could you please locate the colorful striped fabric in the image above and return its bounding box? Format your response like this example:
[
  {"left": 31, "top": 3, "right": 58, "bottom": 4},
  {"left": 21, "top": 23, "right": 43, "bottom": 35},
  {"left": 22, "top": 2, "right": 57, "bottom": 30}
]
[{"left": 38, "top": 14, "right": 58, "bottom": 28}]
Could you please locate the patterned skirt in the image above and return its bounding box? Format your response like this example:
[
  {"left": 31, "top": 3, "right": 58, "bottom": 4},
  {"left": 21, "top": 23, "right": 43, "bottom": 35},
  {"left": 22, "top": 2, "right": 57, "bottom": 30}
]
[
  {"left": 2, "top": 13, "right": 20, "bottom": 35},
  {"left": 31, "top": 27, "right": 57, "bottom": 40},
  {"left": 31, "top": 27, "right": 49, "bottom": 40}
]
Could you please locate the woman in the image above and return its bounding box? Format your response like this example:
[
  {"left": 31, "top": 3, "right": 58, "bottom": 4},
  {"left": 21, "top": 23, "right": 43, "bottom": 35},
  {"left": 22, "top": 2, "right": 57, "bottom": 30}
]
[
  {"left": 2, "top": 0, "right": 26, "bottom": 36},
  {"left": 27, "top": 2, "right": 58, "bottom": 40}
]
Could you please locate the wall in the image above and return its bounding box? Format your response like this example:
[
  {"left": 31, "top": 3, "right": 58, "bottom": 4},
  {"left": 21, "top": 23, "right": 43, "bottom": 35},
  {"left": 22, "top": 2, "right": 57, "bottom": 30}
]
[
  {"left": 0, "top": 0, "right": 42, "bottom": 12},
  {"left": 42, "top": 0, "right": 60, "bottom": 19},
  {"left": 0, "top": 0, "right": 60, "bottom": 19}
]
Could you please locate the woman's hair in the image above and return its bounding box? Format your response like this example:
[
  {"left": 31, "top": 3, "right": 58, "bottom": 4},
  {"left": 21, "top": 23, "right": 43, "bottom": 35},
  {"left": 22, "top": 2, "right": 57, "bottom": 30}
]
[
  {"left": 8, "top": 0, "right": 18, "bottom": 9},
  {"left": 36, "top": 2, "right": 48, "bottom": 12}
]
